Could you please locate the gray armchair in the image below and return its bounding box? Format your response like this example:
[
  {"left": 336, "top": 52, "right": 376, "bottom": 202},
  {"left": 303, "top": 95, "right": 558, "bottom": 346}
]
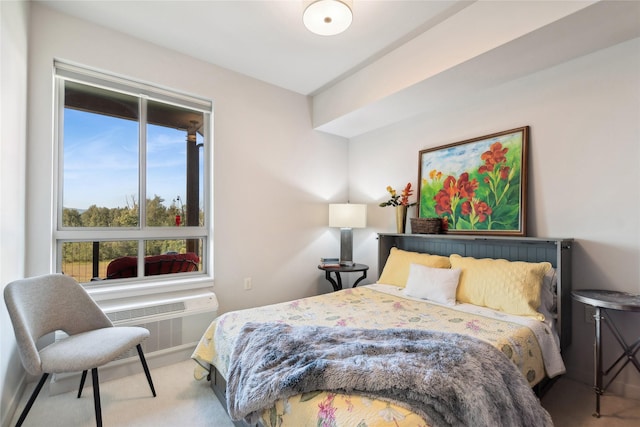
[{"left": 4, "top": 274, "right": 156, "bottom": 426}]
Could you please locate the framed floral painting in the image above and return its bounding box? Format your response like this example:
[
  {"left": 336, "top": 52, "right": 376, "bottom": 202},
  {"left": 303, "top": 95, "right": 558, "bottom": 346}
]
[{"left": 418, "top": 126, "right": 529, "bottom": 236}]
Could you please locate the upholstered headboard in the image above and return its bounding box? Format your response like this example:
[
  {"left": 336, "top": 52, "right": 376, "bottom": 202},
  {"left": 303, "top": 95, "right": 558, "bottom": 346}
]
[{"left": 377, "top": 233, "right": 573, "bottom": 351}]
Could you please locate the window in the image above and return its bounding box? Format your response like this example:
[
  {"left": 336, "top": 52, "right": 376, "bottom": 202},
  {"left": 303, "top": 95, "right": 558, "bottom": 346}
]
[{"left": 54, "top": 62, "right": 212, "bottom": 286}]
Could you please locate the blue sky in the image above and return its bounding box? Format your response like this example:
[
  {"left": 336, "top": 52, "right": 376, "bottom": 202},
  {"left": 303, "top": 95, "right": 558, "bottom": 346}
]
[
  {"left": 421, "top": 132, "right": 521, "bottom": 179},
  {"left": 63, "top": 109, "right": 192, "bottom": 210}
]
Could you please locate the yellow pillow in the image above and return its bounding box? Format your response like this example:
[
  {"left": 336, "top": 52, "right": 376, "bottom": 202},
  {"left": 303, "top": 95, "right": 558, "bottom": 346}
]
[
  {"left": 378, "top": 248, "right": 451, "bottom": 287},
  {"left": 450, "top": 254, "right": 551, "bottom": 320}
]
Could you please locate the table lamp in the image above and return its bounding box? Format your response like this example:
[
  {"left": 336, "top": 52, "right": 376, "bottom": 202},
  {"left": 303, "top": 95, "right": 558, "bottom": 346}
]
[{"left": 329, "top": 203, "right": 367, "bottom": 266}]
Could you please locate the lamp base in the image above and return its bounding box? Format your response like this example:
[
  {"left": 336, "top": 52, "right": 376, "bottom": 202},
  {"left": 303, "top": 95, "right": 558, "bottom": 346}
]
[{"left": 339, "top": 228, "right": 354, "bottom": 267}]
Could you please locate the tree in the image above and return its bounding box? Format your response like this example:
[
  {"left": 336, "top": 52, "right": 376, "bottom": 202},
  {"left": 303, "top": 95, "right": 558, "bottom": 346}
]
[
  {"left": 146, "top": 195, "right": 170, "bottom": 227},
  {"left": 82, "top": 205, "right": 114, "bottom": 227},
  {"left": 62, "top": 208, "right": 83, "bottom": 227}
]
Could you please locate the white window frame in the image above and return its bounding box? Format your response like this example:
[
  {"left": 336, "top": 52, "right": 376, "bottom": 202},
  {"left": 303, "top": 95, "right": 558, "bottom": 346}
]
[{"left": 52, "top": 61, "right": 214, "bottom": 301}]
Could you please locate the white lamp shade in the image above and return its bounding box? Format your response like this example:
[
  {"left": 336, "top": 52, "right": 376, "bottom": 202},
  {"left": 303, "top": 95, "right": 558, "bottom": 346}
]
[
  {"left": 329, "top": 204, "right": 367, "bottom": 228},
  {"left": 303, "top": 0, "right": 352, "bottom": 36}
]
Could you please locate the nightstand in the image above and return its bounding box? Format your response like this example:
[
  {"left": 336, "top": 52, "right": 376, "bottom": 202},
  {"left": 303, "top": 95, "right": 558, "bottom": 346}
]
[
  {"left": 572, "top": 289, "right": 640, "bottom": 418},
  {"left": 318, "top": 263, "right": 369, "bottom": 292}
]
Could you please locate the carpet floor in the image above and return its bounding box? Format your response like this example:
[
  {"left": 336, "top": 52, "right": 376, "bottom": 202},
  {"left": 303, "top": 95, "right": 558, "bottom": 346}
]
[{"left": 11, "top": 359, "right": 640, "bottom": 426}]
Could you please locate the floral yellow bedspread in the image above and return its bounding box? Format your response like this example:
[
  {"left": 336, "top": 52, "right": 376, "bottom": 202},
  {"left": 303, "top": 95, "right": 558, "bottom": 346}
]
[{"left": 192, "top": 285, "right": 546, "bottom": 427}]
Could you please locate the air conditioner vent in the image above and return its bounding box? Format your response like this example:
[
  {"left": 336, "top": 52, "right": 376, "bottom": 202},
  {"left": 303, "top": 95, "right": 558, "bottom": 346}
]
[
  {"left": 49, "top": 291, "right": 218, "bottom": 395},
  {"left": 106, "top": 301, "right": 185, "bottom": 323}
]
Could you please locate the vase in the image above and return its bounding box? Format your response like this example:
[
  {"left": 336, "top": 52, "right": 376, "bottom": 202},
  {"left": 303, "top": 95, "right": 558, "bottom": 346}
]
[{"left": 395, "top": 205, "right": 407, "bottom": 234}]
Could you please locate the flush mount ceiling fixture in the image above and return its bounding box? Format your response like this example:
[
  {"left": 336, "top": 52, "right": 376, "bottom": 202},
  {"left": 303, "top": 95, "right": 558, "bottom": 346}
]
[{"left": 303, "top": 0, "right": 353, "bottom": 36}]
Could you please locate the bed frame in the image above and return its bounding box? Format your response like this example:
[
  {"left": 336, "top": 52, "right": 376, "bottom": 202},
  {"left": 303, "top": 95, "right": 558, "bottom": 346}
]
[{"left": 211, "top": 233, "right": 573, "bottom": 426}]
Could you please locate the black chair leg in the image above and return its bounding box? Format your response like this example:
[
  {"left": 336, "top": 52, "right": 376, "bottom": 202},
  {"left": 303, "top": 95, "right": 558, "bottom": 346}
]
[
  {"left": 136, "top": 344, "right": 156, "bottom": 397},
  {"left": 78, "top": 370, "right": 88, "bottom": 398},
  {"left": 16, "top": 373, "right": 49, "bottom": 427},
  {"left": 91, "top": 368, "right": 102, "bottom": 427}
]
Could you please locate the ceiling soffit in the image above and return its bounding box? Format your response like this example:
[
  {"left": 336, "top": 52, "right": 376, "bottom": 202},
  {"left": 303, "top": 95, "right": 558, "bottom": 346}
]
[{"left": 313, "top": 1, "right": 640, "bottom": 138}]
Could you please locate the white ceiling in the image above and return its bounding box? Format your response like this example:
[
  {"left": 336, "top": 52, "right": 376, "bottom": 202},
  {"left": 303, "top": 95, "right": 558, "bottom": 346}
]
[
  {"left": 38, "top": 0, "right": 471, "bottom": 95},
  {"left": 36, "top": 1, "right": 640, "bottom": 138}
]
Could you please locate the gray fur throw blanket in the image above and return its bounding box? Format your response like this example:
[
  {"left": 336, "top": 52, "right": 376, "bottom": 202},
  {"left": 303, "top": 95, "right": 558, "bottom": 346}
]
[{"left": 226, "top": 322, "right": 553, "bottom": 427}]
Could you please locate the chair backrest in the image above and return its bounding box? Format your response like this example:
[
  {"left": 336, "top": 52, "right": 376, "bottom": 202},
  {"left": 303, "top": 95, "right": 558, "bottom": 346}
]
[{"left": 4, "top": 274, "right": 113, "bottom": 376}]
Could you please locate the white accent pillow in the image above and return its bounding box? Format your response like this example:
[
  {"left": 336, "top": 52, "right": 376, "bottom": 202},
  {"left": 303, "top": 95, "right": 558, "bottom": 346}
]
[{"left": 403, "top": 263, "right": 461, "bottom": 306}]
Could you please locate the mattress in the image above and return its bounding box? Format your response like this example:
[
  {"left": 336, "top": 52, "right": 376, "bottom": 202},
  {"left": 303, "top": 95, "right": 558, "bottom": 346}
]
[{"left": 192, "top": 284, "right": 564, "bottom": 426}]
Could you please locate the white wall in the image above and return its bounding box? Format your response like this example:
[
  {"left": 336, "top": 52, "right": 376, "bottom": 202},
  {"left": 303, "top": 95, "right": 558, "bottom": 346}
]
[
  {"left": 0, "top": 3, "right": 349, "bottom": 419},
  {"left": 5, "top": 3, "right": 640, "bottom": 421},
  {"left": 0, "top": 1, "right": 29, "bottom": 425},
  {"left": 349, "top": 38, "right": 640, "bottom": 397},
  {"left": 5, "top": 2, "right": 352, "bottom": 419},
  {"left": 26, "top": 4, "right": 349, "bottom": 317}
]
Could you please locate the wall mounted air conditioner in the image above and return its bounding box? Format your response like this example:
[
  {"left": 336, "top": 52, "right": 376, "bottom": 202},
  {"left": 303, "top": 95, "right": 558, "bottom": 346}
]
[
  {"left": 100, "top": 289, "right": 219, "bottom": 360},
  {"left": 50, "top": 289, "right": 218, "bottom": 394}
]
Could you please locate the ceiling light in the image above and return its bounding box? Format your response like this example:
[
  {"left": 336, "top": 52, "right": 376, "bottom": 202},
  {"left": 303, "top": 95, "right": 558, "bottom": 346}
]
[{"left": 303, "top": 0, "right": 352, "bottom": 36}]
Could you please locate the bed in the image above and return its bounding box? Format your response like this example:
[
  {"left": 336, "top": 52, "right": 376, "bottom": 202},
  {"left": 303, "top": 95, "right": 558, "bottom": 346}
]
[{"left": 192, "top": 233, "right": 572, "bottom": 427}]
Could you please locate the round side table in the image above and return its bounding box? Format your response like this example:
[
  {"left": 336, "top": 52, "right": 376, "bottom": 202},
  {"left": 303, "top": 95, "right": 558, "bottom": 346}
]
[
  {"left": 318, "top": 263, "right": 369, "bottom": 292},
  {"left": 572, "top": 289, "right": 640, "bottom": 418}
]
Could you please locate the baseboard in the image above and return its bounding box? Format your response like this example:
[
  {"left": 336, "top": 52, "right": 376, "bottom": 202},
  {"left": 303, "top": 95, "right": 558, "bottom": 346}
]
[
  {"left": 49, "top": 342, "right": 197, "bottom": 396},
  {"left": 1, "top": 371, "right": 27, "bottom": 427}
]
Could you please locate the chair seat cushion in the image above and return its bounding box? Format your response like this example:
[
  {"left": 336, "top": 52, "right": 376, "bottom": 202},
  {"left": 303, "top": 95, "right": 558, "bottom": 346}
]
[{"left": 40, "top": 326, "right": 150, "bottom": 373}]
